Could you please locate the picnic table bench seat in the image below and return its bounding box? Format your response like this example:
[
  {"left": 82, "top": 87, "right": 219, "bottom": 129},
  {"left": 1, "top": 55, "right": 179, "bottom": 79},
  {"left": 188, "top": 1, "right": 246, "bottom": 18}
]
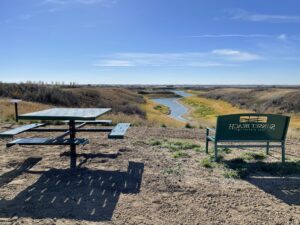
[
  {"left": 0, "top": 123, "right": 46, "bottom": 138},
  {"left": 206, "top": 114, "right": 290, "bottom": 163},
  {"left": 62, "top": 120, "right": 112, "bottom": 125},
  {"left": 6, "top": 138, "right": 89, "bottom": 148},
  {"left": 108, "top": 123, "right": 131, "bottom": 139}
]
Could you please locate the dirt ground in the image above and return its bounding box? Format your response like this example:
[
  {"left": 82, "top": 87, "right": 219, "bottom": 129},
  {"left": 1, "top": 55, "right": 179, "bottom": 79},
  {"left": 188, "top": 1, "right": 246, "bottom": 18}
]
[{"left": 0, "top": 125, "right": 299, "bottom": 225}]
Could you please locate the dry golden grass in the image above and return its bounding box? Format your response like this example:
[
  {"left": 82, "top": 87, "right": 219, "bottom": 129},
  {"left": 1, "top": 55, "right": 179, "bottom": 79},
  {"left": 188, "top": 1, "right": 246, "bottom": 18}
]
[
  {"left": 141, "top": 98, "right": 185, "bottom": 128},
  {"left": 0, "top": 98, "right": 50, "bottom": 123},
  {"left": 181, "top": 93, "right": 300, "bottom": 137},
  {"left": 185, "top": 89, "right": 206, "bottom": 95},
  {"left": 102, "top": 112, "right": 146, "bottom": 126},
  {"left": 181, "top": 95, "right": 250, "bottom": 127},
  {"left": 286, "top": 114, "right": 300, "bottom": 138}
]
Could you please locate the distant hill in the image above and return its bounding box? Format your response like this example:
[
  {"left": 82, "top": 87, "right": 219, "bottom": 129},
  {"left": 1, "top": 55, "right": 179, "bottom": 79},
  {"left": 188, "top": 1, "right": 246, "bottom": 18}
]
[
  {"left": 200, "top": 88, "right": 300, "bottom": 114},
  {"left": 0, "top": 83, "right": 145, "bottom": 117}
]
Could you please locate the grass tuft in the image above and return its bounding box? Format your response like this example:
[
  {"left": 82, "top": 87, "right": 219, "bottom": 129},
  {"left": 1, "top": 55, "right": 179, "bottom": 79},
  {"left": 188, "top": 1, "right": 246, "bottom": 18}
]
[
  {"left": 199, "top": 157, "right": 215, "bottom": 168},
  {"left": 243, "top": 152, "right": 266, "bottom": 161},
  {"left": 162, "top": 164, "right": 182, "bottom": 176},
  {"left": 172, "top": 151, "right": 190, "bottom": 158},
  {"left": 223, "top": 170, "right": 241, "bottom": 179}
]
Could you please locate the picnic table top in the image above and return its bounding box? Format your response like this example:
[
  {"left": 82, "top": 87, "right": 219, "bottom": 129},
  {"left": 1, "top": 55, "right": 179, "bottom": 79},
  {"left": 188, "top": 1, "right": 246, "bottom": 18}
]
[{"left": 18, "top": 108, "right": 111, "bottom": 121}]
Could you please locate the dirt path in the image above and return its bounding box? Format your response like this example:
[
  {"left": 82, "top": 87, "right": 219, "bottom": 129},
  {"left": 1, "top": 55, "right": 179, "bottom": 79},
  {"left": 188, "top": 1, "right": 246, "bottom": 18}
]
[{"left": 0, "top": 126, "right": 299, "bottom": 224}]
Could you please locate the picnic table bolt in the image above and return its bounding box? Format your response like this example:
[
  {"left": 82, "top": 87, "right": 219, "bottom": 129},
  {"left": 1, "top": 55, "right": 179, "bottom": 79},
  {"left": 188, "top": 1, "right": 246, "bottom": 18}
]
[{"left": 69, "top": 120, "right": 77, "bottom": 169}]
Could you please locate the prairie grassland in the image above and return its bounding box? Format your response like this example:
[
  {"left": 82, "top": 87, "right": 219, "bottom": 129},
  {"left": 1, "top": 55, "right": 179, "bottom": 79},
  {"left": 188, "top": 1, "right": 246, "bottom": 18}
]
[
  {"left": 101, "top": 112, "right": 146, "bottom": 126},
  {"left": 141, "top": 98, "right": 185, "bottom": 128},
  {"left": 181, "top": 93, "right": 300, "bottom": 137},
  {"left": 185, "top": 89, "right": 206, "bottom": 95},
  {"left": 181, "top": 95, "right": 250, "bottom": 127},
  {"left": 0, "top": 97, "right": 145, "bottom": 127},
  {"left": 287, "top": 115, "right": 300, "bottom": 138},
  {"left": 0, "top": 98, "right": 50, "bottom": 123}
]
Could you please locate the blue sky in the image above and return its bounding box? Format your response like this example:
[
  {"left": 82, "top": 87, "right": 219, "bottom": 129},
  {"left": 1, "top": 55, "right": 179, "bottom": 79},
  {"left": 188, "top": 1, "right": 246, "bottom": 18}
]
[{"left": 1, "top": 0, "right": 300, "bottom": 84}]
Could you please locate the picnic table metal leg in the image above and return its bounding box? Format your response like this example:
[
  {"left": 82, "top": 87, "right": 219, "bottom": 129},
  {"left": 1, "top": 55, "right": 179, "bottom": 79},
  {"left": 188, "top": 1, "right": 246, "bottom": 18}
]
[
  {"left": 281, "top": 141, "right": 285, "bottom": 163},
  {"left": 214, "top": 142, "right": 218, "bottom": 162},
  {"left": 69, "top": 120, "right": 77, "bottom": 169},
  {"left": 205, "top": 129, "right": 209, "bottom": 154},
  {"left": 14, "top": 102, "right": 19, "bottom": 122},
  {"left": 266, "top": 142, "right": 270, "bottom": 155}
]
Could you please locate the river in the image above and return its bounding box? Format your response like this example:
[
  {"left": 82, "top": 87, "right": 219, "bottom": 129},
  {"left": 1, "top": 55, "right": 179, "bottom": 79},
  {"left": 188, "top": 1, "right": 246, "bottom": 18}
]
[{"left": 151, "top": 90, "right": 192, "bottom": 122}]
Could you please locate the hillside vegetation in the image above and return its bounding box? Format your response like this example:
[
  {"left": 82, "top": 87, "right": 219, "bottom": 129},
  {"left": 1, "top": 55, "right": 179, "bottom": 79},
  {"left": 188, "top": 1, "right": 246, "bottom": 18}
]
[
  {"left": 180, "top": 95, "right": 249, "bottom": 128},
  {"left": 0, "top": 83, "right": 145, "bottom": 117},
  {"left": 201, "top": 88, "right": 300, "bottom": 114}
]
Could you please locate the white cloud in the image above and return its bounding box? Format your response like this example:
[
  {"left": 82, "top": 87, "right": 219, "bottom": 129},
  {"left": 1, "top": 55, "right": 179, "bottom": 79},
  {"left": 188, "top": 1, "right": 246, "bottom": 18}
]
[
  {"left": 94, "top": 60, "right": 134, "bottom": 67},
  {"left": 44, "top": 0, "right": 116, "bottom": 5},
  {"left": 277, "top": 34, "right": 287, "bottom": 41},
  {"left": 94, "top": 50, "right": 261, "bottom": 68},
  {"left": 229, "top": 9, "right": 300, "bottom": 23},
  {"left": 188, "top": 34, "right": 272, "bottom": 38},
  {"left": 212, "top": 49, "right": 262, "bottom": 61}
]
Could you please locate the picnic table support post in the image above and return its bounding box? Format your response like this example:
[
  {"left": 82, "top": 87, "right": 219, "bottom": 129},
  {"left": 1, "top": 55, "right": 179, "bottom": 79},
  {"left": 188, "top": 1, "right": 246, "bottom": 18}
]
[
  {"left": 281, "top": 141, "right": 285, "bottom": 163},
  {"left": 214, "top": 142, "right": 218, "bottom": 162},
  {"left": 69, "top": 120, "right": 77, "bottom": 169},
  {"left": 14, "top": 102, "right": 19, "bottom": 122},
  {"left": 205, "top": 129, "right": 209, "bottom": 154},
  {"left": 266, "top": 142, "right": 270, "bottom": 155}
]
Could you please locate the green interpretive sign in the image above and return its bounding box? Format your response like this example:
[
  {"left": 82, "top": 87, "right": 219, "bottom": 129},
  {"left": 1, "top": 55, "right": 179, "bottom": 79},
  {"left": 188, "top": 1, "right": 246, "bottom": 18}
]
[
  {"left": 205, "top": 113, "right": 291, "bottom": 163},
  {"left": 215, "top": 114, "right": 290, "bottom": 141}
]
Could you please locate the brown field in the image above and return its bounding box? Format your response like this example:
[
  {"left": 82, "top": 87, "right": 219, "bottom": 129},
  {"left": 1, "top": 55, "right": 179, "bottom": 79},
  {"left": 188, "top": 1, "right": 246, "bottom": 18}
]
[
  {"left": 0, "top": 86, "right": 300, "bottom": 224},
  {"left": 0, "top": 126, "right": 299, "bottom": 224}
]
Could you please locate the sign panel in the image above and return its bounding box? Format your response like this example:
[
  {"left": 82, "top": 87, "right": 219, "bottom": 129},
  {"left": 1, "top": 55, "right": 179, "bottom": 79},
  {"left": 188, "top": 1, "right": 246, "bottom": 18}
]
[{"left": 216, "top": 114, "right": 290, "bottom": 141}]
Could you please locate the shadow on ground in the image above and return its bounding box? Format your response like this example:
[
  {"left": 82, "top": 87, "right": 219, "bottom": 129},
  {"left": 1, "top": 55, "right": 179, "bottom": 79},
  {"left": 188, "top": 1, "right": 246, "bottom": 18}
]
[
  {"left": 0, "top": 161, "right": 144, "bottom": 221},
  {"left": 224, "top": 159, "right": 300, "bottom": 206},
  {"left": 0, "top": 157, "right": 42, "bottom": 188},
  {"left": 248, "top": 175, "right": 300, "bottom": 205}
]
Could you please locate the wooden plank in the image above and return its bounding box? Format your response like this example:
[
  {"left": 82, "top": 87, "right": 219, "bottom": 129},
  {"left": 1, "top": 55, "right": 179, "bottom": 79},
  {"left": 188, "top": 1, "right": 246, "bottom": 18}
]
[
  {"left": 7, "top": 138, "right": 89, "bottom": 147},
  {"left": 108, "top": 123, "right": 130, "bottom": 139},
  {"left": 18, "top": 108, "right": 111, "bottom": 121},
  {"left": 0, "top": 123, "right": 45, "bottom": 138}
]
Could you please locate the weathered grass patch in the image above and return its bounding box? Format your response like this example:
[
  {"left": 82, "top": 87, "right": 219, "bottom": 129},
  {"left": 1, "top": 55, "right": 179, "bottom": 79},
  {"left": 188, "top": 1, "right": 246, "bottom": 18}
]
[
  {"left": 162, "top": 164, "right": 182, "bottom": 176},
  {"left": 243, "top": 152, "right": 266, "bottom": 161},
  {"left": 172, "top": 151, "right": 190, "bottom": 158},
  {"left": 153, "top": 105, "right": 170, "bottom": 115},
  {"left": 199, "top": 150, "right": 300, "bottom": 179},
  {"left": 223, "top": 159, "right": 300, "bottom": 179},
  {"left": 223, "top": 170, "right": 241, "bottom": 179},
  {"left": 199, "top": 157, "right": 216, "bottom": 168},
  {"left": 148, "top": 139, "right": 202, "bottom": 158},
  {"left": 148, "top": 139, "right": 200, "bottom": 151}
]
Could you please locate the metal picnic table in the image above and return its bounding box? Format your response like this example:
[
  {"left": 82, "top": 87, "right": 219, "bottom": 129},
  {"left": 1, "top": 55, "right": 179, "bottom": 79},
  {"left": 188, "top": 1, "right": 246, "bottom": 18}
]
[{"left": 1, "top": 107, "right": 130, "bottom": 169}]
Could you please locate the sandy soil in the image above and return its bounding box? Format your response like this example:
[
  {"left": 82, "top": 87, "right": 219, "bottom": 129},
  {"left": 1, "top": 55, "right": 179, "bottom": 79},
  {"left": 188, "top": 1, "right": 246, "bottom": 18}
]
[{"left": 0, "top": 125, "right": 299, "bottom": 225}]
